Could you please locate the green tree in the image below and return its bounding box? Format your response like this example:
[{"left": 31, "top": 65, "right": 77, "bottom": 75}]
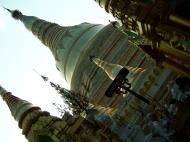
[{"left": 40, "top": 75, "right": 89, "bottom": 116}]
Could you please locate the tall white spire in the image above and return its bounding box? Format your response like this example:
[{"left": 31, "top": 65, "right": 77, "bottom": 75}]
[
  {"left": 0, "top": 85, "right": 38, "bottom": 121},
  {"left": 90, "top": 56, "right": 145, "bottom": 81},
  {"left": 0, "top": 84, "right": 48, "bottom": 135},
  {"left": 5, "top": 8, "right": 105, "bottom": 85},
  {"left": 91, "top": 57, "right": 123, "bottom": 80}
]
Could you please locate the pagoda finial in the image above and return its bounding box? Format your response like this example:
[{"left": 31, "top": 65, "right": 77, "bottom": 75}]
[
  {"left": 90, "top": 56, "right": 123, "bottom": 80},
  {"left": 4, "top": 7, "right": 23, "bottom": 20},
  {"left": 3, "top": 7, "right": 12, "bottom": 13},
  {"left": 33, "top": 69, "right": 48, "bottom": 82},
  {"left": 90, "top": 56, "right": 145, "bottom": 81}
]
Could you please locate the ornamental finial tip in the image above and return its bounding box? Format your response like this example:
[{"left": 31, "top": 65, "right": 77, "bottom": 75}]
[
  {"left": 33, "top": 69, "right": 48, "bottom": 82},
  {"left": 3, "top": 7, "right": 12, "bottom": 13},
  {"left": 3, "top": 7, "right": 22, "bottom": 20}
]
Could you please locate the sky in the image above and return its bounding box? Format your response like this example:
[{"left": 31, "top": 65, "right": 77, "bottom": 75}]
[{"left": 0, "top": 0, "right": 114, "bottom": 141}]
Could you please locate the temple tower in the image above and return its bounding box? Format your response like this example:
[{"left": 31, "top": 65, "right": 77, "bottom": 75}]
[
  {"left": 6, "top": 8, "right": 153, "bottom": 107},
  {"left": 5, "top": 8, "right": 105, "bottom": 85},
  {"left": 6, "top": 8, "right": 180, "bottom": 125},
  {"left": 0, "top": 85, "right": 124, "bottom": 142}
]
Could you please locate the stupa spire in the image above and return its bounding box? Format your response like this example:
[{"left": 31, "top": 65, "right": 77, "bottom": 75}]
[
  {"left": 0, "top": 85, "right": 33, "bottom": 121},
  {"left": 90, "top": 56, "right": 145, "bottom": 81},
  {"left": 90, "top": 56, "right": 124, "bottom": 80},
  {"left": 3, "top": 7, "right": 12, "bottom": 13},
  {"left": 0, "top": 85, "right": 49, "bottom": 135},
  {"left": 6, "top": 8, "right": 106, "bottom": 85}
]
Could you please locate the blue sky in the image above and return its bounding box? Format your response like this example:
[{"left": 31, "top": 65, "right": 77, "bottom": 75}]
[{"left": 0, "top": 0, "right": 114, "bottom": 141}]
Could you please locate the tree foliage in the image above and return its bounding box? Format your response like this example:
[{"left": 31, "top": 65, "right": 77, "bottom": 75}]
[{"left": 41, "top": 75, "right": 89, "bottom": 116}]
